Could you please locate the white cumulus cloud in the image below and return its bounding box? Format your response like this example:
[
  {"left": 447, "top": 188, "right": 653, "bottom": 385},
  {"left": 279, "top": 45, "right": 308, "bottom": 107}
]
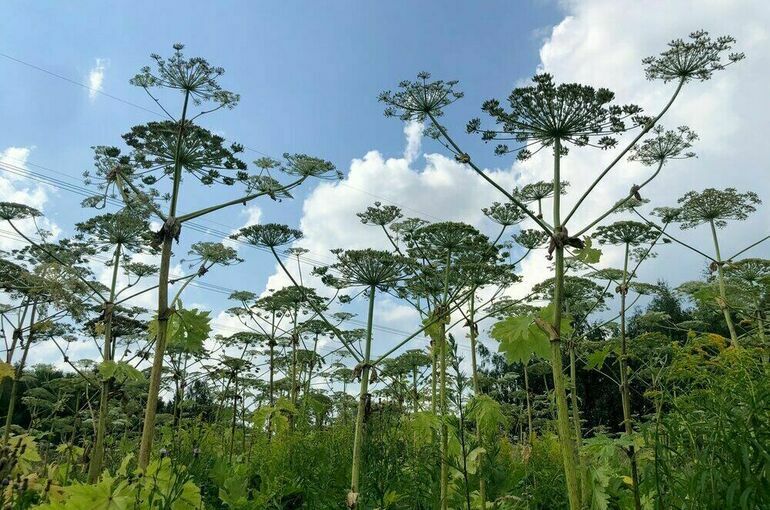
[{"left": 87, "top": 58, "right": 109, "bottom": 100}]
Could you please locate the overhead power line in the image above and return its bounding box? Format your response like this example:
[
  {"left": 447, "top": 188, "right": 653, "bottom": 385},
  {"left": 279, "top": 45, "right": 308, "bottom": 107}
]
[{"left": 0, "top": 51, "right": 444, "bottom": 222}]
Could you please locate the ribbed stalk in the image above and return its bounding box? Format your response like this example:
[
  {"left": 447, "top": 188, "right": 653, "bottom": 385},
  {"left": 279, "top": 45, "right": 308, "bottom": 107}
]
[
  {"left": 4, "top": 302, "right": 37, "bottom": 442},
  {"left": 709, "top": 220, "right": 739, "bottom": 345},
  {"left": 439, "top": 252, "right": 452, "bottom": 510},
  {"left": 439, "top": 322, "right": 448, "bottom": 510},
  {"left": 138, "top": 90, "right": 190, "bottom": 469},
  {"left": 620, "top": 242, "right": 642, "bottom": 510},
  {"left": 550, "top": 139, "right": 581, "bottom": 510},
  {"left": 468, "top": 292, "right": 486, "bottom": 509},
  {"left": 524, "top": 363, "right": 533, "bottom": 444},
  {"left": 88, "top": 242, "right": 122, "bottom": 481},
  {"left": 349, "top": 285, "right": 376, "bottom": 507}
]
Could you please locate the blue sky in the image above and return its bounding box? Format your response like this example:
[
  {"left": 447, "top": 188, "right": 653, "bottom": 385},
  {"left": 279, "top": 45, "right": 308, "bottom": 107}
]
[
  {"left": 3, "top": 0, "right": 768, "bottom": 374},
  {"left": 0, "top": 1, "right": 560, "bottom": 303}
]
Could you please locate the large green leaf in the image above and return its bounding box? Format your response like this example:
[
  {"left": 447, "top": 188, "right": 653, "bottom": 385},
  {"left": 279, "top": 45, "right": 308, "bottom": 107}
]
[
  {"left": 149, "top": 307, "right": 212, "bottom": 354},
  {"left": 467, "top": 395, "right": 507, "bottom": 437},
  {"left": 38, "top": 474, "right": 133, "bottom": 510},
  {"left": 98, "top": 361, "right": 144, "bottom": 383},
  {"left": 0, "top": 361, "right": 15, "bottom": 380},
  {"left": 585, "top": 347, "right": 612, "bottom": 371},
  {"left": 571, "top": 237, "right": 602, "bottom": 264},
  {"left": 409, "top": 411, "right": 441, "bottom": 447},
  {"left": 491, "top": 314, "right": 550, "bottom": 363},
  {"left": 491, "top": 304, "right": 573, "bottom": 364}
]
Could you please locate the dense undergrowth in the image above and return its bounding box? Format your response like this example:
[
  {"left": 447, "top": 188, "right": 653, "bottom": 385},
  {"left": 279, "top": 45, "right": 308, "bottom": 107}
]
[{"left": 0, "top": 336, "right": 767, "bottom": 509}]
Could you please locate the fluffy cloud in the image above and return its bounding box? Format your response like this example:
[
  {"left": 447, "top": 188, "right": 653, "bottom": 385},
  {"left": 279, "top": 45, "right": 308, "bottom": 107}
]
[
  {"left": 87, "top": 58, "right": 108, "bottom": 100},
  {"left": 259, "top": 120, "right": 520, "bottom": 319},
  {"left": 0, "top": 146, "right": 60, "bottom": 251}
]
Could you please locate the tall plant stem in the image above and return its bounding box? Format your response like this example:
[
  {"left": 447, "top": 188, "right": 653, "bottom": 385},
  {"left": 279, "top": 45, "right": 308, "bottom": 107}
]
[
  {"left": 290, "top": 308, "right": 299, "bottom": 407},
  {"left": 568, "top": 341, "right": 582, "bottom": 449},
  {"left": 87, "top": 243, "right": 122, "bottom": 482},
  {"left": 620, "top": 242, "right": 642, "bottom": 510},
  {"left": 439, "top": 252, "right": 452, "bottom": 510},
  {"left": 431, "top": 349, "right": 437, "bottom": 414},
  {"left": 5, "top": 300, "right": 28, "bottom": 364},
  {"left": 755, "top": 297, "right": 767, "bottom": 360},
  {"left": 138, "top": 90, "right": 190, "bottom": 469},
  {"left": 439, "top": 322, "right": 448, "bottom": 510},
  {"left": 568, "top": 335, "right": 589, "bottom": 507},
  {"left": 304, "top": 334, "right": 320, "bottom": 417},
  {"left": 349, "top": 285, "right": 376, "bottom": 507},
  {"left": 269, "top": 342, "right": 275, "bottom": 406},
  {"left": 523, "top": 362, "right": 533, "bottom": 444},
  {"left": 229, "top": 372, "right": 238, "bottom": 462},
  {"left": 468, "top": 292, "right": 480, "bottom": 393},
  {"left": 4, "top": 302, "right": 36, "bottom": 443},
  {"left": 549, "top": 139, "right": 582, "bottom": 510},
  {"left": 342, "top": 380, "right": 348, "bottom": 425},
  {"left": 468, "top": 291, "right": 486, "bottom": 509},
  {"left": 709, "top": 220, "right": 739, "bottom": 345}
]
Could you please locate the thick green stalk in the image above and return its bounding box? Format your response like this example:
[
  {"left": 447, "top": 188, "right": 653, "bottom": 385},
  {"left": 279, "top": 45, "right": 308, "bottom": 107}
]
[
  {"left": 289, "top": 304, "right": 301, "bottom": 411},
  {"left": 569, "top": 342, "right": 582, "bottom": 448},
  {"left": 342, "top": 380, "right": 348, "bottom": 425},
  {"left": 4, "top": 302, "right": 36, "bottom": 442},
  {"left": 431, "top": 349, "right": 437, "bottom": 414},
  {"left": 349, "top": 285, "right": 376, "bottom": 507},
  {"left": 269, "top": 342, "right": 275, "bottom": 405},
  {"left": 468, "top": 292, "right": 486, "bottom": 510},
  {"left": 5, "top": 300, "right": 28, "bottom": 364},
  {"left": 412, "top": 366, "right": 419, "bottom": 413},
  {"left": 569, "top": 336, "right": 591, "bottom": 508},
  {"left": 439, "top": 322, "right": 448, "bottom": 510},
  {"left": 468, "top": 292, "right": 480, "bottom": 393},
  {"left": 177, "top": 177, "right": 305, "bottom": 223},
  {"left": 550, "top": 139, "right": 582, "bottom": 510},
  {"left": 620, "top": 242, "right": 642, "bottom": 510},
  {"left": 303, "top": 334, "right": 320, "bottom": 418},
  {"left": 709, "top": 220, "right": 739, "bottom": 345},
  {"left": 439, "top": 252, "right": 452, "bottom": 510},
  {"left": 87, "top": 243, "right": 122, "bottom": 482},
  {"left": 138, "top": 235, "right": 173, "bottom": 468},
  {"left": 565, "top": 301, "right": 582, "bottom": 452},
  {"left": 523, "top": 363, "right": 533, "bottom": 444},
  {"left": 229, "top": 372, "right": 238, "bottom": 462},
  {"left": 755, "top": 297, "right": 767, "bottom": 362},
  {"left": 138, "top": 90, "right": 190, "bottom": 469}
]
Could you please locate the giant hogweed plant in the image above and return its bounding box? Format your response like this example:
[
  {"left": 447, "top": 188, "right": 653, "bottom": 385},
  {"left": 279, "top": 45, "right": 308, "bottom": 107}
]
[
  {"left": 318, "top": 249, "right": 408, "bottom": 509},
  {"left": 379, "top": 30, "right": 743, "bottom": 510},
  {"left": 0, "top": 206, "right": 117, "bottom": 447},
  {"left": 260, "top": 220, "right": 512, "bottom": 507},
  {"left": 592, "top": 220, "right": 660, "bottom": 508},
  {"left": 80, "top": 44, "right": 340, "bottom": 469},
  {"left": 666, "top": 187, "right": 762, "bottom": 346},
  {"left": 0, "top": 203, "right": 244, "bottom": 481},
  {"left": 358, "top": 204, "right": 526, "bottom": 509}
]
